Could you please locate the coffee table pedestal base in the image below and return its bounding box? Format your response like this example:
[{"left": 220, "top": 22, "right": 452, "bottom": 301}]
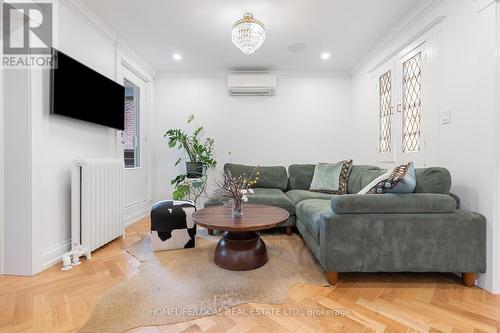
[{"left": 214, "top": 231, "right": 268, "bottom": 271}]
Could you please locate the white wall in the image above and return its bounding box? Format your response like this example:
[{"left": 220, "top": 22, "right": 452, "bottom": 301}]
[
  {"left": 3, "top": 0, "right": 154, "bottom": 274},
  {"left": 495, "top": 0, "right": 500, "bottom": 297},
  {"left": 0, "top": 69, "right": 3, "bottom": 276},
  {"left": 351, "top": 0, "right": 500, "bottom": 292},
  {"left": 152, "top": 75, "right": 352, "bottom": 201},
  {"left": 29, "top": 1, "right": 120, "bottom": 273},
  {"left": 0, "top": 32, "right": 4, "bottom": 274},
  {"left": 3, "top": 69, "right": 33, "bottom": 275}
]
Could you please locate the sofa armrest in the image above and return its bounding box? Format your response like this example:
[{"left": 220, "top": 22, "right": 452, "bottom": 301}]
[
  {"left": 449, "top": 192, "right": 461, "bottom": 209},
  {"left": 331, "top": 194, "right": 457, "bottom": 214},
  {"left": 318, "top": 209, "right": 486, "bottom": 273}
]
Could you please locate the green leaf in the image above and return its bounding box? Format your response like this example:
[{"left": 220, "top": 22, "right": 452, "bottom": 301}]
[
  {"left": 174, "top": 158, "right": 182, "bottom": 166},
  {"left": 171, "top": 174, "right": 186, "bottom": 186},
  {"left": 165, "top": 114, "right": 216, "bottom": 171},
  {"left": 193, "top": 126, "right": 203, "bottom": 137},
  {"left": 173, "top": 185, "right": 189, "bottom": 200}
]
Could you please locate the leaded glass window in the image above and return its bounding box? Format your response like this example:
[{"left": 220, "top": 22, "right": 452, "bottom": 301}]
[
  {"left": 402, "top": 52, "right": 422, "bottom": 153},
  {"left": 379, "top": 70, "right": 392, "bottom": 153}
]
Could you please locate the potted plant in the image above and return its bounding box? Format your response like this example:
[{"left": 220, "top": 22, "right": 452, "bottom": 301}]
[
  {"left": 165, "top": 114, "right": 216, "bottom": 178},
  {"left": 165, "top": 115, "right": 217, "bottom": 205}
]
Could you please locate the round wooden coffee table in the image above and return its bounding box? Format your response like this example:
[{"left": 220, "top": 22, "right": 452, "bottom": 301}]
[{"left": 192, "top": 204, "right": 289, "bottom": 271}]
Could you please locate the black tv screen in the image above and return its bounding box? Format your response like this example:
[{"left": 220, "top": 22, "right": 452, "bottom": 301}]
[{"left": 51, "top": 48, "right": 125, "bottom": 130}]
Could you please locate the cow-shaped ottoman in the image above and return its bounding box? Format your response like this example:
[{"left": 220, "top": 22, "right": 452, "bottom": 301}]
[{"left": 150, "top": 200, "right": 196, "bottom": 251}]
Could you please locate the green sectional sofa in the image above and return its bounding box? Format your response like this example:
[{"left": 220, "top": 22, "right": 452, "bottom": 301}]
[{"left": 204, "top": 163, "right": 486, "bottom": 287}]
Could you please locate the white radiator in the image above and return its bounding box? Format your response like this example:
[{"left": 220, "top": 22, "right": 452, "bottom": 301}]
[{"left": 71, "top": 158, "right": 124, "bottom": 253}]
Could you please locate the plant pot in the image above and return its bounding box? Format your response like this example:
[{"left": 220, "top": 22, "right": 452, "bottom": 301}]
[{"left": 186, "top": 161, "right": 204, "bottom": 178}]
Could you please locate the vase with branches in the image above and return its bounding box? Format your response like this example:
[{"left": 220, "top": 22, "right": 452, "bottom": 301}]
[{"left": 215, "top": 168, "right": 260, "bottom": 218}]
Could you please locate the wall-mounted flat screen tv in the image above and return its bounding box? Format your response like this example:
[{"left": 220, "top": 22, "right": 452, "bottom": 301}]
[{"left": 50, "top": 48, "right": 125, "bottom": 130}]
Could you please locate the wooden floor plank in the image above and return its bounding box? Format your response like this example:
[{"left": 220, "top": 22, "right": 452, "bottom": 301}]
[{"left": 0, "top": 218, "right": 499, "bottom": 333}]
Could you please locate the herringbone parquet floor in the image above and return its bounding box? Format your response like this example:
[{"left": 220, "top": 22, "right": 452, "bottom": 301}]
[{"left": 1, "top": 219, "right": 499, "bottom": 333}]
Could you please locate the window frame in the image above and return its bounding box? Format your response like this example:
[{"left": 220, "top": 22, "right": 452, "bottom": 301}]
[
  {"left": 370, "top": 21, "right": 443, "bottom": 168},
  {"left": 375, "top": 42, "right": 430, "bottom": 164},
  {"left": 395, "top": 43, "right": 427, "bottom": 163},
  {"left": 376, "top": 64, "right": 397, "bottom": 163},
  {"left": 401, "top": 51, "right": 423, "bottom": 154},
  {"left": 123, "top": 79, "right": 141, "bottom": 169},
  {"left": 378, "top": 70, "right": 394, "bottom": 154}
]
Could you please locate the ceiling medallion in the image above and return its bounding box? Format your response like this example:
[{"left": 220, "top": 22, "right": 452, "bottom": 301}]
[{"left": 231, "top": 13, "right": 266, "bottom": 55}]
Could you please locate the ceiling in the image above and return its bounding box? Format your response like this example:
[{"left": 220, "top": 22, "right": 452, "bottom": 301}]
[{"left": 82, "top": 0, "right": 423, "bottom": 74}]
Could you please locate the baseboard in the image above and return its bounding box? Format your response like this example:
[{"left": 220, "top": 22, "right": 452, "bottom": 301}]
[
  {"left": 41, "top": 239, "right": 71, "bottom": 269},
  {"left": 37, "top": 202, "right": 150, "bottom": 272},
  {"left": 125, "top": 200, "right": 152, "bottom": 227}
]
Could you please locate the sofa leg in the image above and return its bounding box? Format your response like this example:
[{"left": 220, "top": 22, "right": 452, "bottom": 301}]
[
  {"left": 462, "top": 272, "right": 476, "bottom": 287},
  {"left": 285, "top": 227, "right": 293, "bottom": 235},
  {"left": 326, "top": 272, "right": 339, "bottom": 286},
  {"left": 207, "top": 228, "right": 214, "bottom": 235}
]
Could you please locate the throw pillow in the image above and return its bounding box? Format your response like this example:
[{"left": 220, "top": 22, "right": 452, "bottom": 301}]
[
  {"left": 386, "top": 162, "right": 416, "bottom": 193},
  {"left": 357, "top": 162, "right": 415, "bottom": 194},
  {"left": 309, "top": 160, "right": 353, "bottom": 194}
]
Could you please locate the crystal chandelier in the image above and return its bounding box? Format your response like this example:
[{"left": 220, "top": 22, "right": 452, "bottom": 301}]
[{"left": 232, "top": 13, "right": 266, "bottom": 55}]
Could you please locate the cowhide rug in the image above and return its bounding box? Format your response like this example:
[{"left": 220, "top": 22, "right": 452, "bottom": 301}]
[{"left": 78, "top": 229, "right": 327, "bottom": 333}]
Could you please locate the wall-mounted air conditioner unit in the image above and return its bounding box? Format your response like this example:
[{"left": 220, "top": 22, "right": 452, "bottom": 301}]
[{"left": 227, "top": 74, "right": 276, "bottom": 96}]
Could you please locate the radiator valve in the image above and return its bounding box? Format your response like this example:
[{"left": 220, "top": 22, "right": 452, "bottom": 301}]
[{"left": 61, "top": 244, "right": 91, "bottom": 271}]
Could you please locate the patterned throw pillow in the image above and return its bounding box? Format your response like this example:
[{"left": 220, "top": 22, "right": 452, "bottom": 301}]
[
  {"left": 385, "top": 162, "right": 416, "bottom": 193},
  {"left": 309, "top": 160, "right": 353, "bottom": 194},
  {"left": 358, "top": 162, "right": 415, "bottom": 194}
]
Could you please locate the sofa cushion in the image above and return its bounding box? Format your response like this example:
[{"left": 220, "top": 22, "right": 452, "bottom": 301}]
[
  {"left": 359, "top": 162, "right": 416, "bottom": 194},
  {"left": 415, "top": 167, "right": 452, "bottom": 194},
  {"left": 331, "top": 193, "right": 457, "bottom": 214},
  {"left": 295, "top": 199, "right": 332, "bottom": 242},
  {"left": 248, "top": 188, "right": 296, "bottom": 215},
  {"left": 204, "top": 196, "right": 225, "bottom": 207},
  {"left": 288, "top": 164, "right": 316, "bottom": 190},
  {"left": 224, "top": 163, "right": 288, "bottom": 191},
  {"left": 361, "top": 167, "right": 452, "bottom": 195},
  {"left": 286, "top": 190, "right": 335, "bottom": 205},
  {"left": 346, "top": 165, "right": 382, "bottom": 194},
  {"left": 361, "top": 169, "right": 386, "bottom": 188},
  {"left": 289, "top": 164, "right": 382, "bottom": 193},
  {"left": 205, "top": 188, "right": 295, "bottom": 216},
  {"left": 310, "top": 160, "right": 353, "bottom": 194}
]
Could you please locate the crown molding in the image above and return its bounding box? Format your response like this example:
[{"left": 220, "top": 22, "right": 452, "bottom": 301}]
[
  {"left": 351, "top": 0, "right": 443, "bottom": 75},
  {"left": 155, "top": 71, "right": 351, "bottom": 80},
  {"left": 60, "top": 0, "right": 117, "bottom": 45},
  {"left": 59, "top": 0, "right": 155, "bottom": 78},
  {"left": 121, "top": 58, "right": 152, "bottom": 83},
  {"left": 474, "top": 0, "right": 498, "bottom": 12},
  {"left": 366, "top": 15, "right": 445, "bottom": 75}
]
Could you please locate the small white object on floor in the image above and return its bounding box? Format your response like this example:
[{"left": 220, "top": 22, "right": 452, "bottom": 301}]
[{"left": 61, "top": 244, "right": 91, "bottom": 271}]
